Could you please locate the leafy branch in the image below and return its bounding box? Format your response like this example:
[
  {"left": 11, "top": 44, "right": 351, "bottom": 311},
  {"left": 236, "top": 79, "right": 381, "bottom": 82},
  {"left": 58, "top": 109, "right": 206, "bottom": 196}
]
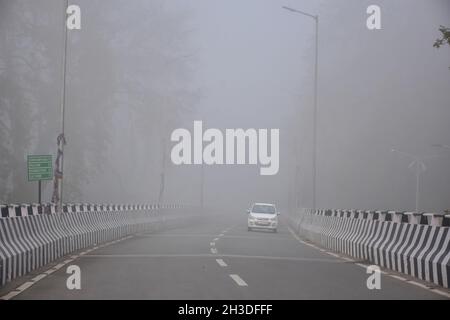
[
  {"left": 434, "top": 25, "right": 450, "bottom": 69},
  {"left": 434, "top": 25, "right": 450, "bottom": 48}
]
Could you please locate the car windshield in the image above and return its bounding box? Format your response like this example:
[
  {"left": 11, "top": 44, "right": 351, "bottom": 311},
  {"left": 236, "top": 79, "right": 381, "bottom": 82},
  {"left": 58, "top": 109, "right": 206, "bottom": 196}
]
[{"left": 252, "top": 205, "right": 276, "bottom": 214}]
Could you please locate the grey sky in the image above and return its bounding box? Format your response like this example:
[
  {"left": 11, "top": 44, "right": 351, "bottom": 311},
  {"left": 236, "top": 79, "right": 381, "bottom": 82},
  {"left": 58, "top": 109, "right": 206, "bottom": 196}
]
[
  {"left": 1, "top": 0, "right": 449, "bottom": 213},
  {"left": 169, "top": 0, "right": 450, "bottom": 212}
]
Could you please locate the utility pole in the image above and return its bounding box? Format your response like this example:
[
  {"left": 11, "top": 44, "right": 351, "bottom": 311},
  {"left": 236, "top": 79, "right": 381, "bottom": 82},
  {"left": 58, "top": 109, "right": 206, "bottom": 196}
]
[
  {"left": 313, "top": 15, "right": 319, "bottom": 211},
  {"left": 52, "top": 0, "right": 69, "bottom": 214},
  {"left": 282, "top": 6, "right": 319, "bottom": 210}
]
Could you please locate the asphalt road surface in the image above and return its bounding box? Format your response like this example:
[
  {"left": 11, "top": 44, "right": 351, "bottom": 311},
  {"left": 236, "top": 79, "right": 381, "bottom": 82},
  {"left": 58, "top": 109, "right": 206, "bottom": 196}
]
[{"left": 5, "top": 214, "right": 448, "bottom": 300}]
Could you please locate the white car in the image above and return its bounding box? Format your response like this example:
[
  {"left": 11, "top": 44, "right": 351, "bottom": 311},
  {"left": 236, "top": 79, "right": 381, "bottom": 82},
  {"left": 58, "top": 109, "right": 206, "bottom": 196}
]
[{"left": 247, "top": 203, "right": 279, "bottom": 233}]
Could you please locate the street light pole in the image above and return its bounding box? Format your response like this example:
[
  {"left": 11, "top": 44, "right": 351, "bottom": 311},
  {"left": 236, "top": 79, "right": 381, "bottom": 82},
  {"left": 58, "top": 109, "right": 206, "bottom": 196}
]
[
  {"left": 313, "top": 15, "right": 319, "bottom": 211},
  {"left": 59, "top": 0, "right": 69, "bottom": 214},
  {"left": 282, "top": 6, "right": 319, "bottom": 211},
  {"left": 52, "top": 0, "right": 69, "bottom": 214}
]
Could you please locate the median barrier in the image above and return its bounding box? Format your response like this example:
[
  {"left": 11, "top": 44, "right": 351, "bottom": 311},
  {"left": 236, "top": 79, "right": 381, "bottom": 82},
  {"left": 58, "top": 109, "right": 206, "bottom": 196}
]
[
  {"left": 0, "top": 204, "right": 199, "bottom": 287},
  {"left": 290, "top": 208, "right": 450, "bottom": 288}
]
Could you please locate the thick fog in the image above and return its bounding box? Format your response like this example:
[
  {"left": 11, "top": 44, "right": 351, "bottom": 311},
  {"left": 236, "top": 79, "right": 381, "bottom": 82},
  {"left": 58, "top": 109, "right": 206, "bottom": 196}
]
[{"left": 1, "top": 0, "right": 449, "bottom": 214}]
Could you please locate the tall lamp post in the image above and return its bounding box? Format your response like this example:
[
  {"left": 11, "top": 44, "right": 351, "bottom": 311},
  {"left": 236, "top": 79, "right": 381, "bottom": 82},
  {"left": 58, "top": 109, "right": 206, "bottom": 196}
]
[
  {"left": 391, "top": 149, "right": 437, "bottom": 213},
  {"left": 282, "top": 6, "right": 319, "bottom": 210},
  {"left": 52, "top": 0, "right": 69, "bottom": 214},
  {"left": 158, "top": 56, "right": 193, "bottom": 205}
]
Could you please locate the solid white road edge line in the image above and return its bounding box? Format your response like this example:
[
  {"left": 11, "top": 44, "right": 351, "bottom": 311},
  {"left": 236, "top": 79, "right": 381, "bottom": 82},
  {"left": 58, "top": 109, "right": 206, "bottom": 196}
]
[
  {"left": 0, "top": 234, "right": 135, "bottom": 300},
  {"left": 286, "top": 224, "right": 450, "bottom": 299}
]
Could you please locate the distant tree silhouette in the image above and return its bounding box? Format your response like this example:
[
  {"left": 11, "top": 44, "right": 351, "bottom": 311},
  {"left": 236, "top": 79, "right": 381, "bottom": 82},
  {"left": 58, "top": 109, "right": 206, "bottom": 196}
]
[
  {"left": 434, "top": 25, "right": 450, "bottom": 69},
  {"left": 434, "top": 25, "right": 450, "bottom": 49},
  {"left": 0, "top": 1, "right": 57, "bottom": 203}
]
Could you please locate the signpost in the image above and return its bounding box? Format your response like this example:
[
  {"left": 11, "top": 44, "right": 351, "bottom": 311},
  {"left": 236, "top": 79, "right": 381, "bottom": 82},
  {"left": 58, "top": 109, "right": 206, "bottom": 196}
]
[{"left": 27, "top": 155, "right": 53, "bottom": 204}]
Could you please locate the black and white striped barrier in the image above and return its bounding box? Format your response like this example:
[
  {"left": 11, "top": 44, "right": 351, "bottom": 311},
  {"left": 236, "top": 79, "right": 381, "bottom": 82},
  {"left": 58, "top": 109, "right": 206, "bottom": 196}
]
[
  {"left": 0, "top": 203, "right": 196, "bottom": 287},
  {"left": 290, "top": 209, "right": 450, "bottom": 288},
  {"left": 0, "top": 203, "right": 185, "bottom": 218}
]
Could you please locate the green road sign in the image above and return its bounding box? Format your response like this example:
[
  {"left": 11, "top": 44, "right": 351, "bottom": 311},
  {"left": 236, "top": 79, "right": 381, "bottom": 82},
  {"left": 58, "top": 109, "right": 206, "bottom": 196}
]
[{"left": 28, "top": 155, "right": 53, "bottom": 181}]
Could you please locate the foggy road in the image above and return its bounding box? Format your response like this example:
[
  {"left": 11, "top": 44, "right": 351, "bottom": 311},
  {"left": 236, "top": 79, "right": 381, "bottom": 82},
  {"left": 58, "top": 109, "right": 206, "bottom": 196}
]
[
  {"left": 2, "top": 0, "right": 450, "bottom": 306},
  {"left": 6, "top": 214, "right": 446, "bottom": 300}
]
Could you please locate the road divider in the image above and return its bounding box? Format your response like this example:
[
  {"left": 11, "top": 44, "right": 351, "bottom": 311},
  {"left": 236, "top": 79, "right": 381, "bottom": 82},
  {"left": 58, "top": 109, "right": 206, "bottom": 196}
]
[
  {"left": 289, "top": 209, "right": 450, "bottom": 289},
  {"left": 0, "top": 203, "right": 200, "bottom": 287}
]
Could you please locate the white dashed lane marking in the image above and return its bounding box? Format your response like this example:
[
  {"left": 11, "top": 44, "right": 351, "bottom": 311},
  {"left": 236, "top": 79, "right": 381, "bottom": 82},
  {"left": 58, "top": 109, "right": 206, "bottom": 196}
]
[
  {"left": 230, "top": 274, "right": 248, "bottom": 287},
  {"left": 216, "top": 259, "right": 228, "bottom": 267}
]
